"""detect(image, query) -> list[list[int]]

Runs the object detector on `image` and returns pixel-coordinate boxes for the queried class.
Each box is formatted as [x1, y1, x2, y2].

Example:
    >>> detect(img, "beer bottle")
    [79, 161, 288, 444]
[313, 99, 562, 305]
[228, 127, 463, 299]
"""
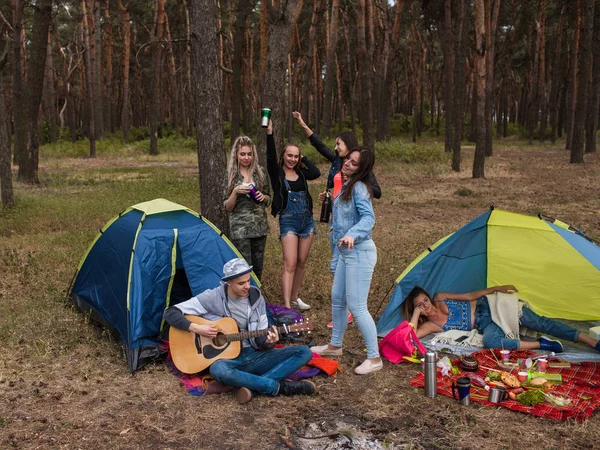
[320, 190, 332, 223]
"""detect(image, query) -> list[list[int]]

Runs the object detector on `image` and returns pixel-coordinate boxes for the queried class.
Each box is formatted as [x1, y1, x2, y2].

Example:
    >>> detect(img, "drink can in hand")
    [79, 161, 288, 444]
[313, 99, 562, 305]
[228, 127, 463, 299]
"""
[261, 108, 272, 128]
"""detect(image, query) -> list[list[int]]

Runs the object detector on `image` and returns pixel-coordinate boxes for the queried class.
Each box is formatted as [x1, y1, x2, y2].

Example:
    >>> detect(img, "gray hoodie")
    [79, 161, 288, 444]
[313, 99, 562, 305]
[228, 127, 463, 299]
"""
[163, 283, 271, 350]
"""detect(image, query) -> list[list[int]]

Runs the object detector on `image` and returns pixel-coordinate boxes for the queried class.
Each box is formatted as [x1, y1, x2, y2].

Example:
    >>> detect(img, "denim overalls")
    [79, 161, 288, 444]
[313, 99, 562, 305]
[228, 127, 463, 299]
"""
[278, 178, 317, 239]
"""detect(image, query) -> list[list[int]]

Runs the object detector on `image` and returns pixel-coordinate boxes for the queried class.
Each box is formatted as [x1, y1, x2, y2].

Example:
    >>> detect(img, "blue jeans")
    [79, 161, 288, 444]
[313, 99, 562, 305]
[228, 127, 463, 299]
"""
[474, 297, 580, 350]
[330, 239, 379, 358]
[209, 345, 312, 396]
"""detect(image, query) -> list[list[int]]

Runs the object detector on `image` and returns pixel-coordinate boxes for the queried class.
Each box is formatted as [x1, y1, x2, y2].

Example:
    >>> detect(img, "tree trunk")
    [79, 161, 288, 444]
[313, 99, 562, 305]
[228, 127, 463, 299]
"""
[92, 0, 103, 138]
[103, 0, 115, 133]
[452, 0, 466, 172]
[149, 0, 165, 156]
[538, 0, 548, 141]
[0, 45, 14, 209]
[17, 0, 52, 183]
[300, 0, 321, 129]
[164, 12, 180, 132]
[262, 0, 302, 157]
[230, 0, 256, 140]
[570, 0, 594, 163]
[483, 0, 500, 157]
[584, 0, 600, 154]
[377, 0, 406, 142]
[190, 0, 229, 233]
[118, 0, 131, 142]
[322, 0, 341, 138]
[342, 10, 356, 132]
[550, 3, 569, 143]
[43, 32, 58, 143]
[356, 0, 375, 150]
[12, 0, 27, 167]
[82, 0, 96, 157]
[566, 4, 581, 151]
[473, 0, 486, 178]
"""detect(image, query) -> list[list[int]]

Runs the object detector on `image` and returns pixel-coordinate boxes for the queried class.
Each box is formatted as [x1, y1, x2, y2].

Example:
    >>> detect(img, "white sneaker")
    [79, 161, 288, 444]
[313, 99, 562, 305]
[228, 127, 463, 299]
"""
[291, 298, 311, 310]
[354, 359, 383, 375]
[310, 344, 343, 356]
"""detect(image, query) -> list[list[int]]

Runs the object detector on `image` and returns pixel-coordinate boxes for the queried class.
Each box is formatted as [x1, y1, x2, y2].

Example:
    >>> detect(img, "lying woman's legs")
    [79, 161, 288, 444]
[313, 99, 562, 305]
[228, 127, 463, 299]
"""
[520, 306, 599, 350]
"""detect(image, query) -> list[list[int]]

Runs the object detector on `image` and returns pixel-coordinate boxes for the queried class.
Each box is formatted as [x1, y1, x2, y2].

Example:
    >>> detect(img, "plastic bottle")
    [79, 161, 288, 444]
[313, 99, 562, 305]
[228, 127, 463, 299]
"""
[319, 190, 331, 223]
[424, 351, 437, 398]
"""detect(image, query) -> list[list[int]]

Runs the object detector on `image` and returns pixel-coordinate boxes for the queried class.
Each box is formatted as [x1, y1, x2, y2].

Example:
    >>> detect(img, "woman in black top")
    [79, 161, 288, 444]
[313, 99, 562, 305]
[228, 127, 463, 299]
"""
[266, 119, 321, 310]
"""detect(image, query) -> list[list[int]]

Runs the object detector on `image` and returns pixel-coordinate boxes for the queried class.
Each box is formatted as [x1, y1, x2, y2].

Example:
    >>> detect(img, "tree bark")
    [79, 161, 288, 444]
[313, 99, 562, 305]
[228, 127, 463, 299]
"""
[103, 0, 115, 133]
[322, 0, 341, 138]
[441, 0, 455, 155]
[584, 0, 600, 154]
[230, 0, 256, 140]
[262, 0, 302, 158]
[149, 0, 165, 156]
[82, 0, 96, 157]
[0, 43, 14, 209]
[12, 0, 26, 167]
[570, 0, 594, 163]
[17, 0, 52, 183]
[43, 31, 58, 143]
[483, 0, 500, 156]
[538, 0, 548, 141]
[92, 0, 103, 138]
[549, 2, 568, 143]
[473, 0, 487, 178]
[300, 0, 321, 129]
[356, 0, 375, 150]
[190, 0, 229, 232]
[117, 0, 131, 142]
[566, 3, 581, 151]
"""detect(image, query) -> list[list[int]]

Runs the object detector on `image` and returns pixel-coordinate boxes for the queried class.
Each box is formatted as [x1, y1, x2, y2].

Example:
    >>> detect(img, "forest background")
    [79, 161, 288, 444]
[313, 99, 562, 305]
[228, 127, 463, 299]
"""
[1, 0, 600, 448]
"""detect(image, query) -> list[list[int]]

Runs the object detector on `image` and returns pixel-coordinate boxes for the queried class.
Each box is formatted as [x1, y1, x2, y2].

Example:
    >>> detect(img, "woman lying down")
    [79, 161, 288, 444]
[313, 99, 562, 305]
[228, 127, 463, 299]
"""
[402, 285, 600, 353]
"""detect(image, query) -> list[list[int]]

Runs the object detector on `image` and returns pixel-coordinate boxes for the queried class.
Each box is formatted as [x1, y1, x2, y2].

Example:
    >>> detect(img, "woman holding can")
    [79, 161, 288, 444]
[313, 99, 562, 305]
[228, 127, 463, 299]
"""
[223, 136, 272, 281]
[266, 119, 321, 310]
[310, 147, 383, 375]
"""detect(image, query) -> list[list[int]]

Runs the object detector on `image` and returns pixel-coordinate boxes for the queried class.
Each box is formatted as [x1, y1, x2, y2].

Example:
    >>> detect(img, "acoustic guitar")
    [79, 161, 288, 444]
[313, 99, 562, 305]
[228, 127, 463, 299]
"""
[169, 315, 313, 374]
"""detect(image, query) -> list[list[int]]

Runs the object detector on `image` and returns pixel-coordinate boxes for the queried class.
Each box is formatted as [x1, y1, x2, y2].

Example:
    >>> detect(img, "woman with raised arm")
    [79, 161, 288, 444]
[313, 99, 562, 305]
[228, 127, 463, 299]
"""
[266, 119, 321, 310]
[223, 136, 272, 281]
[293, 112, 382, 327]
[310, 147, 383, 375]
[402, 285, 600, 352]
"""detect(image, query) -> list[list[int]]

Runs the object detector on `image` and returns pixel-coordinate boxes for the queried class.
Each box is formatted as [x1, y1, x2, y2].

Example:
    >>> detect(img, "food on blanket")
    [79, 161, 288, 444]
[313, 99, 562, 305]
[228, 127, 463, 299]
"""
[501, 372, 521, 388]
[460, 356, 479, 372]
[544, 392, 572, 407]
[516, 389, 546, 406]
[486, 371, 502, 382]
[498, 362, 520, 371]
[464, 373, 486, 388]
[511, 387, 524, 394]
[529, 377, 548, 386]
[548, 362, 571, 368]
[508, 392, 517, 401]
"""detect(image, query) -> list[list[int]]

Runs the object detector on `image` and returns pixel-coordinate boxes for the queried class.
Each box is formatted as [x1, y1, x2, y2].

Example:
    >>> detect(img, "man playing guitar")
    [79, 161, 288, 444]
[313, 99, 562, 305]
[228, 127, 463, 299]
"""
[163, 258, 316, 404]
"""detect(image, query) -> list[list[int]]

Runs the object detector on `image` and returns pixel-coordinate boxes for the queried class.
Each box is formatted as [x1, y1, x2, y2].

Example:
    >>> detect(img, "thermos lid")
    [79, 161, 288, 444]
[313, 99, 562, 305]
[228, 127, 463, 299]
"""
[425, 351, 437, 363]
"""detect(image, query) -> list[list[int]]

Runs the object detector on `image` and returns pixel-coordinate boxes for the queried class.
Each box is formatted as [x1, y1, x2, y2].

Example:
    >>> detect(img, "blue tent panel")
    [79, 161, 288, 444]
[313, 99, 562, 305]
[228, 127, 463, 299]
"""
[547, 223, 600, 272]
[376, 210, 491, 336]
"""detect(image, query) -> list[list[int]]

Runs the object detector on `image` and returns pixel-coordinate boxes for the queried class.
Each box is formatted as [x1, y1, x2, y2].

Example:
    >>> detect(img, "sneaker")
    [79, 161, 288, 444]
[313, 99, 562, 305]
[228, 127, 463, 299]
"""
[310, 344, 343, 356]
[595, 341, 600, 353]
[278, 380, 316, 396]
[354, 359, 383, 375]
[234, 387, 253, 404]
[539, 336, 564, 353]
[291, 298, 311, 310]
[327, 313, 353, 329]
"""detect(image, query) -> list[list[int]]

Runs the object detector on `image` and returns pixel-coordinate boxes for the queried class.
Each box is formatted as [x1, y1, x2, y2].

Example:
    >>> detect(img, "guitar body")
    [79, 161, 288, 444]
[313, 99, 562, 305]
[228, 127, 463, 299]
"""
[169, 316, 241, 374]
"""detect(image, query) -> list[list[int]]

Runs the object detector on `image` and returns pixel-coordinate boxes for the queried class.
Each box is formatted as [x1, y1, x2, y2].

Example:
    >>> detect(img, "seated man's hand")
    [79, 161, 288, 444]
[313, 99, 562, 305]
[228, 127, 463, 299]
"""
[265, 325, 279, 344]
[189, 323, 218, 338]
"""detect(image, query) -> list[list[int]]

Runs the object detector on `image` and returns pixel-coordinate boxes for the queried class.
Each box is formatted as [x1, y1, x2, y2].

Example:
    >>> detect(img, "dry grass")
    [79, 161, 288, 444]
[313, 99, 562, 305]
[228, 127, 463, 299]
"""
[1, 138, 600, 449]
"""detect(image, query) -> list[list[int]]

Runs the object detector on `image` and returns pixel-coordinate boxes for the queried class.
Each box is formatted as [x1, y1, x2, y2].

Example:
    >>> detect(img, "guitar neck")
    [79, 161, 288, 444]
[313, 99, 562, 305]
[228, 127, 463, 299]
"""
[224, 324, 293, 343]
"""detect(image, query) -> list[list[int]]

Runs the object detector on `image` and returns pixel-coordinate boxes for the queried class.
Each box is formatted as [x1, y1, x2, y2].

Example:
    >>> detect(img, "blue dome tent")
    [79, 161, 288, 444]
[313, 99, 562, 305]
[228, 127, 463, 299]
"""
[68, 198, 255, 372]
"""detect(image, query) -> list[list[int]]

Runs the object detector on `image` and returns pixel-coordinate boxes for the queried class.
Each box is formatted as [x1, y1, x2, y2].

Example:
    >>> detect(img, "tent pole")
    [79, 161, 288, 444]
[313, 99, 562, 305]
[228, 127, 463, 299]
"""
[373, 281, 397, 319]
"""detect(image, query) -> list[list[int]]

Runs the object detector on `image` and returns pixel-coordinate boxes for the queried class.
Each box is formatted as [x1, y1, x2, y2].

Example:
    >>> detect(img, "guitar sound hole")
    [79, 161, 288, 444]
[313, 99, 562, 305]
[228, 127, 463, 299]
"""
[213, 333, 227, 346]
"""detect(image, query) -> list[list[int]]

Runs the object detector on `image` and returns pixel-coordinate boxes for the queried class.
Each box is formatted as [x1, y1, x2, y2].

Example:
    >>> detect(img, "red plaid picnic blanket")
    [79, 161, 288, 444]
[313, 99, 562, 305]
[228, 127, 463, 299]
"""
[410, 349, 600, 422]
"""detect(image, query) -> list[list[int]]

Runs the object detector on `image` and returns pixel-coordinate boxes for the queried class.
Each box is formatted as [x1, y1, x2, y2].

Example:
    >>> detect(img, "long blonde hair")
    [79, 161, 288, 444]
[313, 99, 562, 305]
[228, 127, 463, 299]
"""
[226, 136, 265, 195]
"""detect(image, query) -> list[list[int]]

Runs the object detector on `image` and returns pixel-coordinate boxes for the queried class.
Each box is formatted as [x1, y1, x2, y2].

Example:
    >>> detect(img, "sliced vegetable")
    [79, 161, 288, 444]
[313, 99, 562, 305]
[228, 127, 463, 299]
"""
[516, 389, 546, 406]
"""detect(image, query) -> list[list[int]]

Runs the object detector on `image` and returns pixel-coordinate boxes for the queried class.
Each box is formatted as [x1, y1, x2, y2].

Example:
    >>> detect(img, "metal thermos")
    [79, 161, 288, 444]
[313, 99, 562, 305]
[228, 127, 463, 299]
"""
[424, 351, 437, 398]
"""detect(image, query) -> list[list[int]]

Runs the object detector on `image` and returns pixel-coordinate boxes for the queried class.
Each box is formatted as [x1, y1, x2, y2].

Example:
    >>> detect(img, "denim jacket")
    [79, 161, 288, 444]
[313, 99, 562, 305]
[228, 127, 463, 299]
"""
[330, 181, 375, 246]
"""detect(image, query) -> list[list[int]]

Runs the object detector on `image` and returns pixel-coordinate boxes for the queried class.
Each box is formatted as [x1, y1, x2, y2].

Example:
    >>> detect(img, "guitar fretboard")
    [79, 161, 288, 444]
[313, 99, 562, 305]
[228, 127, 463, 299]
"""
[224, 324, 304, 343]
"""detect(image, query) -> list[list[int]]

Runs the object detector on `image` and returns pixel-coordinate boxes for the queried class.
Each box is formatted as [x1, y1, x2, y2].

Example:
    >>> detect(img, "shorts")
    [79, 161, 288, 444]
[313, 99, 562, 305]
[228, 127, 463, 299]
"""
[279, 212, 318, 239]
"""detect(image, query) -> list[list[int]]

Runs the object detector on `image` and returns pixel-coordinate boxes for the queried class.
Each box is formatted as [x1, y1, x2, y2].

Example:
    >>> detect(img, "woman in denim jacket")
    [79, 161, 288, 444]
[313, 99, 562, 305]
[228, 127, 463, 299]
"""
[311, 147, 383, 375]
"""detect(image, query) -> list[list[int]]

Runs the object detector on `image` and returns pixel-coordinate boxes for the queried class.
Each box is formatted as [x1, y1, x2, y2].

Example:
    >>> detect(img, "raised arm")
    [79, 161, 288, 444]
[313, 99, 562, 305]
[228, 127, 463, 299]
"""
[292, 111, 314, 138]
[265, 120, 279, 191]
[434, 285, 518, 302]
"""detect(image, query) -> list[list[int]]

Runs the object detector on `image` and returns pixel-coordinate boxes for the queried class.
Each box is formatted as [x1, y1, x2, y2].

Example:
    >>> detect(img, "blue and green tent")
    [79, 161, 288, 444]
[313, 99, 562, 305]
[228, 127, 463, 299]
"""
[68, 198, 255, 372]
[376, 208, 600, 337]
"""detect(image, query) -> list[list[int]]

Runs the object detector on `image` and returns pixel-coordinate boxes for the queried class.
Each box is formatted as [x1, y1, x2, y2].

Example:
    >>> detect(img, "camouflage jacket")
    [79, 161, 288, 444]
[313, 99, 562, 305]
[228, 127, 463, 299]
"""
[222, 168, 272, 240]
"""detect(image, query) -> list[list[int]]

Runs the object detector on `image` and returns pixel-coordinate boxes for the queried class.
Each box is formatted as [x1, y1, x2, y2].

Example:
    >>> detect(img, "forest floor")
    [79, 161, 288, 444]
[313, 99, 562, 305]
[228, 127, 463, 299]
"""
[1, 136, 600, 449]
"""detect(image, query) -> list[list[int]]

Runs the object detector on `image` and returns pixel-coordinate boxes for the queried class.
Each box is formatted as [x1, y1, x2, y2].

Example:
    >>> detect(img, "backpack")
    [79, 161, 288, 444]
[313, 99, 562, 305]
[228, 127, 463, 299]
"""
[378, 320, 427, 364]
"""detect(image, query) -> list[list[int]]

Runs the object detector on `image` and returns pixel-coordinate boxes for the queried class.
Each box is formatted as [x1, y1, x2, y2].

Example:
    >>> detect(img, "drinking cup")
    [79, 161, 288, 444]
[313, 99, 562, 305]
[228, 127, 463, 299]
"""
[488, 386, 508, 403]
[538, 358, 548, 372]
[500, 349, 510, 364]
[517, 371, 528, 382]
[451, 377, 471, 406]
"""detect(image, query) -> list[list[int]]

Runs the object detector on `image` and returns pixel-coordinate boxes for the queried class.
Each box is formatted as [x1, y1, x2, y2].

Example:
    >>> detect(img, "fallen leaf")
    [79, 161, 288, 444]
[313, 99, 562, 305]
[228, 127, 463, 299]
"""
[120, 428, 131, 435]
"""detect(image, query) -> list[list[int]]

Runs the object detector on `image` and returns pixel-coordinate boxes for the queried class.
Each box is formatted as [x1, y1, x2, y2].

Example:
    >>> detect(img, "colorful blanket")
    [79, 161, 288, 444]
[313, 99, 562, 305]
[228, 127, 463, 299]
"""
[410, 349, 600, 422]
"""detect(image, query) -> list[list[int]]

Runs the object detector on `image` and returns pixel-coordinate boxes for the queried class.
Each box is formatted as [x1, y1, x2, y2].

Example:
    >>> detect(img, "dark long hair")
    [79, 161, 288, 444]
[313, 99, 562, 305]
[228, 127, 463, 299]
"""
[336, 131, 359, 155]
[401, 286, 432, 326]
[339, 147, 374, 202]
